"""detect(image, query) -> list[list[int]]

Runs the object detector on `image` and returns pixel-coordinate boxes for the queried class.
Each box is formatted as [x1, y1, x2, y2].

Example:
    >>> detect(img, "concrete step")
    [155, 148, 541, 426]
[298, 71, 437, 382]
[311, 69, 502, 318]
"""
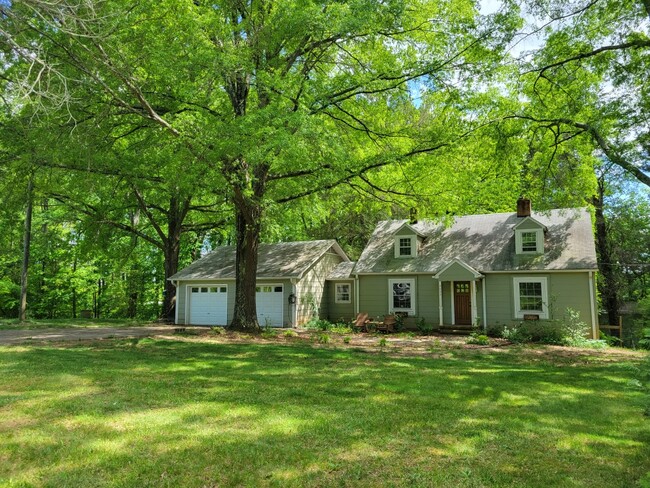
[438, 324, 475, 335]
[438, 329, 473, 335]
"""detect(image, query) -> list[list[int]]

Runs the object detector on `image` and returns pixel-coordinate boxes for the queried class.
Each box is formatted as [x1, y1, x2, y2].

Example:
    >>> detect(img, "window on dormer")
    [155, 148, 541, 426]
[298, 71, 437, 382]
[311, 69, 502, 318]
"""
[515, 229, 543, 254]
[395, 235, 416, 258]
[521, 232, 538, 252]
[399, 238, 412, 256]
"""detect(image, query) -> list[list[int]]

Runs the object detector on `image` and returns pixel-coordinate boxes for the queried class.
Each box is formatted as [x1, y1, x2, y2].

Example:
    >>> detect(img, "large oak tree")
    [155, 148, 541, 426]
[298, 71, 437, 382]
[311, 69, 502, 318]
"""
[2, 0, 516, 329]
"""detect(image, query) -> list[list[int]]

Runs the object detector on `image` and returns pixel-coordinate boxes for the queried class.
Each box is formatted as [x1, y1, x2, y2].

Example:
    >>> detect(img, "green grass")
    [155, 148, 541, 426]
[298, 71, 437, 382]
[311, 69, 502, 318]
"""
[0, 318, 150, 330]
[0, 340, 648, 487]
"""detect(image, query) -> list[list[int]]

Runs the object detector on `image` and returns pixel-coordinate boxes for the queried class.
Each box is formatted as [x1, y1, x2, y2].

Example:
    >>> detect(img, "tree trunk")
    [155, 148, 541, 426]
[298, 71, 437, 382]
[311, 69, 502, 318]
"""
[593, 180, 619, 327]
[161, 196, 185, 322]
[19, 177, 34, 322]
[72, 256, 77, 318]
[162, 242, 180, 322]
[229, 202, 262, 331]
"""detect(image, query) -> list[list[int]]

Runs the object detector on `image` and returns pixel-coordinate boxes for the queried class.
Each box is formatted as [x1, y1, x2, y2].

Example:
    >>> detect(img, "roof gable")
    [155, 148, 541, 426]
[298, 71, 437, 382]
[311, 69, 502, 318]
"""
[513, 216, 548, 231]
[394, 222, 426, 238]
[434, 259, 482, 280]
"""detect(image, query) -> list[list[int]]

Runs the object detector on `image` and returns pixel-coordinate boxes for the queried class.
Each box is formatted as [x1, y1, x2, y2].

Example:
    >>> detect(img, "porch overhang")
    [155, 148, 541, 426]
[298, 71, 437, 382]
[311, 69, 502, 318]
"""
[433, 259, 483, 281]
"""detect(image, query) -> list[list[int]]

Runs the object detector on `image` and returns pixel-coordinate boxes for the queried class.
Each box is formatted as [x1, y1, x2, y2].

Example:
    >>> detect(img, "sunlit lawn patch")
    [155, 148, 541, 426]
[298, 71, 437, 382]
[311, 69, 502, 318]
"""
[0, 340, 648, 487]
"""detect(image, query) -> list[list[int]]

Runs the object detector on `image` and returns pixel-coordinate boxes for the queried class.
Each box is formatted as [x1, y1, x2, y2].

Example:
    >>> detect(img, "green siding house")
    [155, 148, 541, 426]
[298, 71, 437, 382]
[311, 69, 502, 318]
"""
[171, 199, 599, 336]
[329, 199, 599, 337]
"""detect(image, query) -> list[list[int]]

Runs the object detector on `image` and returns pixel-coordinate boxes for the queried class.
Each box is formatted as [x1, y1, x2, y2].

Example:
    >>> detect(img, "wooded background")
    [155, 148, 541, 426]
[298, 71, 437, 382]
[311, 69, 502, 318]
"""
[0, 0, 648, 328]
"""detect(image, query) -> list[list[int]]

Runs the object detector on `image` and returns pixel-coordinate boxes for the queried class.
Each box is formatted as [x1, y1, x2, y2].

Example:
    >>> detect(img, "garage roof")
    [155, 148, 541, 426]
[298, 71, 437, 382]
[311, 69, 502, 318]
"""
[169, 240, 349, 281]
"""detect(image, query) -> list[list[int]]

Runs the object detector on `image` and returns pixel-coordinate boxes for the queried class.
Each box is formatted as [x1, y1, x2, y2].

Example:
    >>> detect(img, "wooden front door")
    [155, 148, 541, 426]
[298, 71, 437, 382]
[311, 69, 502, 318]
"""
[454, 282, 471, 325]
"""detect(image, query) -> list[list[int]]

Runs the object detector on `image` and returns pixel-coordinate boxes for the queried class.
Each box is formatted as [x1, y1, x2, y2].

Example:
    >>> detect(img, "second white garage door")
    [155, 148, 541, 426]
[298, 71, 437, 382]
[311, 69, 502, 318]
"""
[256, 284, 284, 327]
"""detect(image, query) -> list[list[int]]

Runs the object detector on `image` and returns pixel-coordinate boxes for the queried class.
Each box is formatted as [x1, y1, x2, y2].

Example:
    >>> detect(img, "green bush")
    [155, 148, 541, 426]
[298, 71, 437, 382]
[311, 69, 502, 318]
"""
[342, 336, 351, 344]
[486, 323, 504, 338]
[467, 333, 490, 345]
[317, 333, 330, 344]
[501, 321, 563, 344]
[638, 328, 650, 350]
[261, 326, 278, 338]
[599, 330, 622, 346]
[416, 317, 434, 336]
[329, 324, 354, 334]
[283, 329, 298, 338]
[305, 319, 333, 331]
[500, 309, 604, 348]
[305, 319, 352, 334]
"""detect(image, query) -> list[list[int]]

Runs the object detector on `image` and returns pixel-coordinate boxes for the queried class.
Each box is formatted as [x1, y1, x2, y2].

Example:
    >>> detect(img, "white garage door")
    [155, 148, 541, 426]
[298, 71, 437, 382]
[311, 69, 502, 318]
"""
[189, 285, 228, 326]
[256, 284, 284, 327]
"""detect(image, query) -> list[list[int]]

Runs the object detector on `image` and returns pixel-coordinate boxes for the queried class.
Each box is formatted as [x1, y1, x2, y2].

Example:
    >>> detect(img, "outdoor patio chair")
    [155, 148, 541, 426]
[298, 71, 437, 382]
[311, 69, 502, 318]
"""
[375, 314, 396, 333]
[352, 312, 369, 332]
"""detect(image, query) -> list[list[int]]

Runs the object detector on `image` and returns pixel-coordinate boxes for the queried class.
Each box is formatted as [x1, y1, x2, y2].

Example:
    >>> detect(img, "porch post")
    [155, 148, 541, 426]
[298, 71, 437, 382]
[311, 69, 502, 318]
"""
[438, 279, 443, 326]
[471, 279, 478, 326]
[450, 281, 455, 325]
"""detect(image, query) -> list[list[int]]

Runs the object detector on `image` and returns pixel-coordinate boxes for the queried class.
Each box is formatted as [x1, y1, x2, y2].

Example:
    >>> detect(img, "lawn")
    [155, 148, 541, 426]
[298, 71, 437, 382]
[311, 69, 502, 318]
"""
[0, 338, 648, 487]
[0, 318, 150, 330]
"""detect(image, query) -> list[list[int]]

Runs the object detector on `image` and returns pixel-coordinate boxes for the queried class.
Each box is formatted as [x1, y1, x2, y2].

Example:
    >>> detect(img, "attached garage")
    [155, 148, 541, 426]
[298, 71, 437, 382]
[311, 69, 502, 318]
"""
[187, 285, 228, 326]
[169, 240, 350, 328]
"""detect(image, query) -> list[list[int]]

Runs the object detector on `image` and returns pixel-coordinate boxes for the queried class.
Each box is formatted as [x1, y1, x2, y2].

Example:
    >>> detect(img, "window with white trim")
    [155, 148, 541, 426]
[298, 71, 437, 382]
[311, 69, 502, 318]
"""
[394, 235, 417, 258]
[521, 232, 537, 252]
[389, 279, 415, 314]
[335, 283, 351, 303]
[513, 277, 548, 319]
[515, 229, 544, 254]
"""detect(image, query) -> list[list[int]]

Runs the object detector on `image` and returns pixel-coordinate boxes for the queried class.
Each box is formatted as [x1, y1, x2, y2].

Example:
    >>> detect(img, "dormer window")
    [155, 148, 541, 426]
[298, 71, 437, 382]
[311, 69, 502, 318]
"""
[395, 235, 417, 258]
[521, 232, 538, 252]
[514, 215, 546, 255]
[399, 238, 412, 256]
[515, 228, 544, 254]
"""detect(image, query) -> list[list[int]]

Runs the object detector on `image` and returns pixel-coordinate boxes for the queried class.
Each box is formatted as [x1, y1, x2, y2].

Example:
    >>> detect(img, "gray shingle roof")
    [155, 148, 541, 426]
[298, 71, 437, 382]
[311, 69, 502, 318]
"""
[326, 261, 356, 280]
[353, 208, 597, 274]
[169, 240, 348, 281]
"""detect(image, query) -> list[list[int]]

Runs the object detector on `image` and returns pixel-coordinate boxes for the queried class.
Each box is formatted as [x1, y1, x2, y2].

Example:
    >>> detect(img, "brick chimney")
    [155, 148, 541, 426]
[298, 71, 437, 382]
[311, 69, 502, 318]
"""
[517, 197, 531, 218]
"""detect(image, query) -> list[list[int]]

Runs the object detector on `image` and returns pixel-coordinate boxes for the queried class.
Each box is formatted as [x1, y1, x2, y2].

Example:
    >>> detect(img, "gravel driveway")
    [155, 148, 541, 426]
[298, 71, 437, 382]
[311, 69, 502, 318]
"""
[0, 325, 192, 345]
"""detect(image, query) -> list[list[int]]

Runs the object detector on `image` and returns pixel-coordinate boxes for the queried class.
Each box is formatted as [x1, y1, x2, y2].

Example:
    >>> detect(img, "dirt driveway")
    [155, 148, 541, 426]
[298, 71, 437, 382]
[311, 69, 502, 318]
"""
[0, 325, 198, 345]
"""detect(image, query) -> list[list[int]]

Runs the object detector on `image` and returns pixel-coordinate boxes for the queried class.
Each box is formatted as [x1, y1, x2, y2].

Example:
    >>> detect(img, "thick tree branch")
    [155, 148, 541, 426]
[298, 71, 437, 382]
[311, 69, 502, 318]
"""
[505, 115, 650, 187]
[131, 185, 169, 245]
[527, 39, 650, 76]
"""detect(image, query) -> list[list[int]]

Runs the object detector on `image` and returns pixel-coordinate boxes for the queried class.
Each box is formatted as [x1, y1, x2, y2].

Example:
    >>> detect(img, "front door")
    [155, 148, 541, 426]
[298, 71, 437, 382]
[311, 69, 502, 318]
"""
[454, 281, 471, 325]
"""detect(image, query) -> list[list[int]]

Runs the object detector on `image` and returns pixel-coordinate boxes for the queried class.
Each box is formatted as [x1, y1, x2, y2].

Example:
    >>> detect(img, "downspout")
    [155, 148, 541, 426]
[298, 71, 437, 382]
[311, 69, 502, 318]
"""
[291, 278, 298, 327]
[588, 271, 597, 339]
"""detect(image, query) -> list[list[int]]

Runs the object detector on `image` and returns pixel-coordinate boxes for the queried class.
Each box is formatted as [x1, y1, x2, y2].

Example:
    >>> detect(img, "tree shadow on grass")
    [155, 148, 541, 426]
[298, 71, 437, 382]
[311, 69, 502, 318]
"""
[0, 340, 648, 487]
